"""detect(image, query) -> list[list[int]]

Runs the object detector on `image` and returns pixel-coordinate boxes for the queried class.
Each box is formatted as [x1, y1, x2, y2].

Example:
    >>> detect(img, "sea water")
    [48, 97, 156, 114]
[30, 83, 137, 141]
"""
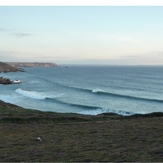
[0, 65, 163, 116]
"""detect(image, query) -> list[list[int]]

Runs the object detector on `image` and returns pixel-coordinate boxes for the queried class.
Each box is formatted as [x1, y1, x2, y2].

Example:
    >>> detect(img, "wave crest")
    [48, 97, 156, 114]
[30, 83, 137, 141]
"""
[79, 108, 135, 116]
[92, 89, 104, 93]
[91, 88, 163, 103]
[47, 98, 135, 116]
[15, 88, 63, 100]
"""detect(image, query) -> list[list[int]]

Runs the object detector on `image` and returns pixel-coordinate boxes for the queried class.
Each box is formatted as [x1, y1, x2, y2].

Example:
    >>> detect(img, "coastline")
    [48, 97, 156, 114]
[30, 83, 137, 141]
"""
[1, 65, 162, 115]
[1, 99, 163, 162]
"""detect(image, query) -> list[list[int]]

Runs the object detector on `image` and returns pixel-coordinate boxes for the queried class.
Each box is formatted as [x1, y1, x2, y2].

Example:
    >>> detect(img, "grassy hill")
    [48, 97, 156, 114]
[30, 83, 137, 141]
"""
[1, 100, 163, 162]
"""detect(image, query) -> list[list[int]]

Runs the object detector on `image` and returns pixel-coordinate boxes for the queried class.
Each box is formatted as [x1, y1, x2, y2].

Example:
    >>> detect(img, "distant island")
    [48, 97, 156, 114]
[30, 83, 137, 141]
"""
[7, 62, 58, 68]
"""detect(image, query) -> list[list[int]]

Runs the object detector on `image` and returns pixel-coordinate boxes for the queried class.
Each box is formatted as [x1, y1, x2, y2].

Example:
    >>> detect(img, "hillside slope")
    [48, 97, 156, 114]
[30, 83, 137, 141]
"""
[0, 62, 22, 72]
[1, 100, 163, 162]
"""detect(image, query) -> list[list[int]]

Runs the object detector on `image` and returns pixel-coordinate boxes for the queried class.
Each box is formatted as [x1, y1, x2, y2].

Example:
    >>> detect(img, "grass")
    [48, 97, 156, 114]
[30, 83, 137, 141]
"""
[1, 100, 163, 162]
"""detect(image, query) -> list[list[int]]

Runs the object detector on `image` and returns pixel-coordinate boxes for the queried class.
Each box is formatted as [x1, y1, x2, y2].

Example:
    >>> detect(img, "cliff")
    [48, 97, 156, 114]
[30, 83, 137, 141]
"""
[7, 62, 58, 67]
[0, 62, 23, 73]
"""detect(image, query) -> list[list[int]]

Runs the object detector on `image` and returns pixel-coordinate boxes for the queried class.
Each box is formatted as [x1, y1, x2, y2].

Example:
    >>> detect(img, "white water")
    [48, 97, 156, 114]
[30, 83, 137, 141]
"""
[0, 66, 163, 115]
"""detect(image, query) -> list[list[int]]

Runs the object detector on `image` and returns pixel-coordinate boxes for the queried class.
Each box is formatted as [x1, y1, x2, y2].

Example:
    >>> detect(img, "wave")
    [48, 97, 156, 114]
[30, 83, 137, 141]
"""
[32, 77, 162, 104]
[15, 88, 64, 100]
[44, 97, 135, 116]
[14, 88, 138, 116]
[15, 88, 100, 110]
[92, 89, 163, 103]
[15, 85, 163, 107]
[14, 88, 134, 116]
[39, 73, 146, 93]
[79, 108, 135, 116]
[46, 97, 101, 110]
[38, 79, 163, 104]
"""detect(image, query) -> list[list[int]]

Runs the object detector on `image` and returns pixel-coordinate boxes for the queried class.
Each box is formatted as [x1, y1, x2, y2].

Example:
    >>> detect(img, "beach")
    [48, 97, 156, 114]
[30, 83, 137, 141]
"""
[1, 100, 163, 162]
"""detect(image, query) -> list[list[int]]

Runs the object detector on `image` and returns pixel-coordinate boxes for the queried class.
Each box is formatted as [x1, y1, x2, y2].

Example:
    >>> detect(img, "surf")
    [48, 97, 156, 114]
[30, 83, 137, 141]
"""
[15, 88, 64, 100]
[79, 108, 135, 116]
[15, 88, 134, 116]
[91, 89, 163, 103]
[46, 96, 135, 116]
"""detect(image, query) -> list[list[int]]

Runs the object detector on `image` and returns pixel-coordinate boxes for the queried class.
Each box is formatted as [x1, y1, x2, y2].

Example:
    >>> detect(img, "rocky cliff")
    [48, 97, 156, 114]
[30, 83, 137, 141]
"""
[0, 61, 58, 84]
[7, 62, 58, 67]
[0, 62, 23, 73]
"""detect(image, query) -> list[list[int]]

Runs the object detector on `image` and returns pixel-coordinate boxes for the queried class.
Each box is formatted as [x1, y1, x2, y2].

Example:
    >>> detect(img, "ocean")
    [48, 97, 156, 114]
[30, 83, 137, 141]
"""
[0, 65, 163, 116]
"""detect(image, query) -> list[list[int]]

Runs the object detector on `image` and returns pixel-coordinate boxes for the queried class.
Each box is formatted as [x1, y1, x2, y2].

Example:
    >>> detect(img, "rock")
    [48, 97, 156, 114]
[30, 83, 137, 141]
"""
[0, 77, 12, 84]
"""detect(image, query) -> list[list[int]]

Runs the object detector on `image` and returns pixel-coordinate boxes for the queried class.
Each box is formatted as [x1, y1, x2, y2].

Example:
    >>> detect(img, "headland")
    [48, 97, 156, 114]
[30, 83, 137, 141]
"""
[7, 62, 58, 67]
[0, 61, 58, 84]
[0, 62, 23, 73]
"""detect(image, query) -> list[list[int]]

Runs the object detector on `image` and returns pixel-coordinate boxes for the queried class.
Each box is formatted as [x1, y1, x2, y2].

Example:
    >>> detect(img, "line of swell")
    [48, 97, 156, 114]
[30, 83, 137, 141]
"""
[54, 83, 163, 104]
[46, 97, 100, 110]
[28, 77, 163, 104]
[41, 78, 145, 94]
[35, 76, 148, 95]
[46, 80, 163, 103]
[46, 97, 134, 116]
[93, 90, 163, 103]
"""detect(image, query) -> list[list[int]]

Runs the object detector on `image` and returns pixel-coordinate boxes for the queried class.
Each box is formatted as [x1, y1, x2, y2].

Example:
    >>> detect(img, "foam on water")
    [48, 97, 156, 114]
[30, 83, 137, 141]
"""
[15, 88, 64, 100]
[92, 88, 104, 93]
[79, 108, 135, 116]
[1, 66, 163, 116]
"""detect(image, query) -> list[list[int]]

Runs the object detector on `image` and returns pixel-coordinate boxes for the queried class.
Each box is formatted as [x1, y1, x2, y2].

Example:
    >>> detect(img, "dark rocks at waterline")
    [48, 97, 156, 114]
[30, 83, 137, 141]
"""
[0, 77, 12, 84]
[0, 77, 22, 85]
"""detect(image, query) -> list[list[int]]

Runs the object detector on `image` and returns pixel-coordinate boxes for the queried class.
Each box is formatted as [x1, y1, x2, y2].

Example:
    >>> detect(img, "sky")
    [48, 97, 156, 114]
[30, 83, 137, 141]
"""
[0, 2, 163, 65]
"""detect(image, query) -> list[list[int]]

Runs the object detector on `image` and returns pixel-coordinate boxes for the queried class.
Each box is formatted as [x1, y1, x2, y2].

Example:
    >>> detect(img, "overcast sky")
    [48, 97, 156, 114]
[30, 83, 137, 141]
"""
[0, 4, 163, 65]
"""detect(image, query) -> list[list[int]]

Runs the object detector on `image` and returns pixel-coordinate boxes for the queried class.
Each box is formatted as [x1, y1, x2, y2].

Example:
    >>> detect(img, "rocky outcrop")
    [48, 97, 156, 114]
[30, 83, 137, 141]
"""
[7, 62, 58, 67]
[0, 62, 24, 84]
[0, 77, 12, 84]
[0, 62, 23, 73]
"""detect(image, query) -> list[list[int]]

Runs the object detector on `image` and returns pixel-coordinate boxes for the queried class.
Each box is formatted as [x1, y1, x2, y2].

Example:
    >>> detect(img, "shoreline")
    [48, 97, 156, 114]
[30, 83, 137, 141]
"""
[1, 65, 162, 116]
[1, 99, 163, 121]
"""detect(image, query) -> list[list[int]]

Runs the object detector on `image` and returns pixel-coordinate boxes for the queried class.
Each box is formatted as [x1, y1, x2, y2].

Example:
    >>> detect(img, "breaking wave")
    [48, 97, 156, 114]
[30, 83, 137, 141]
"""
[40, 79, 163, 104]
[35, 78, 163, 104]
[79, 108, 135, 116]
[15, 88, 64, 100]
[60, 84, 163, 103]
[14, 88, 134, 116]
[91, 88, 163, 103]
[49, 98, 135, 116]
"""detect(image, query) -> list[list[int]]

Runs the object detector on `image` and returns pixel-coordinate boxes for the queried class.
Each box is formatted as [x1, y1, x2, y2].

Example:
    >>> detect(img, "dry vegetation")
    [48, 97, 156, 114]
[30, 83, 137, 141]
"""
[1, 100, 163, 162]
